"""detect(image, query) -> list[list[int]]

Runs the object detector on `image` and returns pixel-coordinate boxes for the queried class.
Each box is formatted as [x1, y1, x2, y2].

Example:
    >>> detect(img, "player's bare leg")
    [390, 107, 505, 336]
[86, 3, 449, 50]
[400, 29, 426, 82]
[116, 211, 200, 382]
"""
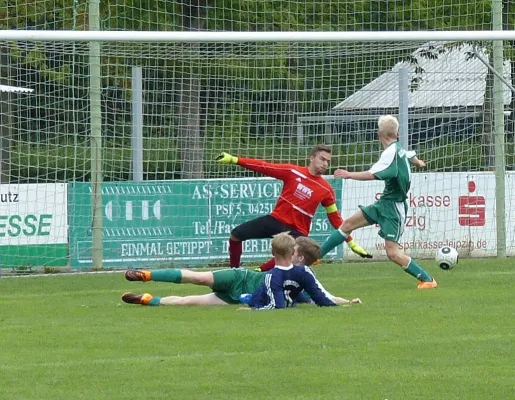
[383, 240, 411, 267]
[160, 293, 228, 306]
[383, 240, 437, 289]
[179, 270, 215, 288]
[340, 210, 371, 234]
[122, 292, 228, 306]
[320, 210, 370, 257]
[125, 269, 214, 287]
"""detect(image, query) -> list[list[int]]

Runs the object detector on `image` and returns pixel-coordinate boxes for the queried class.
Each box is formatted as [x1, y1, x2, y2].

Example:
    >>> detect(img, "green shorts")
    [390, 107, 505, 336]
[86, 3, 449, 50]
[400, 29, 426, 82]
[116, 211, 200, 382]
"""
[211, 269, 265, 304]
[359, 199, 407, 243]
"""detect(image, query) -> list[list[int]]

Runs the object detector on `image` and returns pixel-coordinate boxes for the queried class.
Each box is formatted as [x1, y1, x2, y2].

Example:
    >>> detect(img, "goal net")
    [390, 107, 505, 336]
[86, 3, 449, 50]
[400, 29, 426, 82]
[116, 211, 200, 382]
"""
[0, 1, 514, 270]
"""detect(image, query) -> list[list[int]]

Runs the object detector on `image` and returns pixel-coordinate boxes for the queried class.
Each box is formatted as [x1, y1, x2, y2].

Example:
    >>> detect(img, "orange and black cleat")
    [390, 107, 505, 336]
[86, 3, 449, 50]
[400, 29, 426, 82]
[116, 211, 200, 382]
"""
[122, 292, 154, 305]
[124, 270, 152, 282]
[417, 279, 438, 290]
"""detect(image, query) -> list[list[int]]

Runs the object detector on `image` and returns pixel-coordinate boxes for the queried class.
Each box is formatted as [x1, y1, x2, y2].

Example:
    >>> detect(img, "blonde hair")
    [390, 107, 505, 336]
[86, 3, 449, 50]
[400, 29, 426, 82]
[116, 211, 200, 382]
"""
[378, 115, 399, 139]
[271, 232, 296, 259]
[295, 237, 321, 266]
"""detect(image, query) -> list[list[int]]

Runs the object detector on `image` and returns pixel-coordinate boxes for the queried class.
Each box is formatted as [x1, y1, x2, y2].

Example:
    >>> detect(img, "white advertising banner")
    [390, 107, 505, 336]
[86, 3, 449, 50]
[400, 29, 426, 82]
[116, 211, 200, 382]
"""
[0, 183, 68, 246]
[341, 172, 514, 260]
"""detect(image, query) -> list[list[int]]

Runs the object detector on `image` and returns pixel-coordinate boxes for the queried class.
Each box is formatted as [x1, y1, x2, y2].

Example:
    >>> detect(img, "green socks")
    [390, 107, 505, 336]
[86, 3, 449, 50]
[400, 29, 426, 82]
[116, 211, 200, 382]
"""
[148, 296, 161, 306]
[138, 270, 181, 306]
[321, 229, 348, 257]
[404, 258, 432, 282]
[150, 269, 182, 283]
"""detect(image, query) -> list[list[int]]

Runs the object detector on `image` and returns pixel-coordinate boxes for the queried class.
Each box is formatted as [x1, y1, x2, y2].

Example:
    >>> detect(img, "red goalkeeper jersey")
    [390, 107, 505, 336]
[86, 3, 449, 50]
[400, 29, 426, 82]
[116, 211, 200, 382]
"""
[237, 158, 343, 235]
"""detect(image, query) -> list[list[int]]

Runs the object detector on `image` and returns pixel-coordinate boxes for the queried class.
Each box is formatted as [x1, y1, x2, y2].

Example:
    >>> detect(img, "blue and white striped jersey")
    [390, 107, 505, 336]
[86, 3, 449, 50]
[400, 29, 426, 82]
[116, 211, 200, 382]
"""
[247, 264, 337, 310]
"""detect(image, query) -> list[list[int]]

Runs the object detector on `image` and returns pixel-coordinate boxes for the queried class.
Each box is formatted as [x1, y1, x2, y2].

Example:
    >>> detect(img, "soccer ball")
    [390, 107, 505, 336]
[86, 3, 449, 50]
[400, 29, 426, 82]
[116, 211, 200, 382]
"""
[435, 246, 459, 270]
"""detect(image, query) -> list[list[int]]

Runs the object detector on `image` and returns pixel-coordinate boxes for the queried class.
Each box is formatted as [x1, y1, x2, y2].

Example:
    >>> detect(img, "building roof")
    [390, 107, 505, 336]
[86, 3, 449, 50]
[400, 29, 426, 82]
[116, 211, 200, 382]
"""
[0, 84, 34, 94]
[333, 43, 512, 110]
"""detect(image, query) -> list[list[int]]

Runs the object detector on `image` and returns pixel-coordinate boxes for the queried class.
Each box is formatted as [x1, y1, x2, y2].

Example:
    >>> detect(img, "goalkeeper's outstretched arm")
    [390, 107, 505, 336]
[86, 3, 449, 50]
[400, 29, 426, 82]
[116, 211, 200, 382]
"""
[216, 151, 293, 180]
[215, 152, 238, 164]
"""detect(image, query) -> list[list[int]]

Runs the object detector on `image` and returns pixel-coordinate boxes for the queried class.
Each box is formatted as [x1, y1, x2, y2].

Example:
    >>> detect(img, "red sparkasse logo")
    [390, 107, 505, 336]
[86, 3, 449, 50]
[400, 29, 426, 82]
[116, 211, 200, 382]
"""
[458, 181, 485, 226]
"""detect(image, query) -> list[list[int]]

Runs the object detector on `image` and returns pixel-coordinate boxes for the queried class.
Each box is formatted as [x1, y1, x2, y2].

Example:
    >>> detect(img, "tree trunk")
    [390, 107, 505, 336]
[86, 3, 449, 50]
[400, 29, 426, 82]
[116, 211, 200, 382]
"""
[177, 0, 208, 179]
[178, 71, 204, 179]
[482, 61, 495, 171]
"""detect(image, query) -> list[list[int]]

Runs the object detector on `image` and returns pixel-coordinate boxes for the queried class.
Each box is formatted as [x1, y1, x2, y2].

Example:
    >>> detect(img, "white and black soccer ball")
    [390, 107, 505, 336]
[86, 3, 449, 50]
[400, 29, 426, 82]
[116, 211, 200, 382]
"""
[435, 246, 459, 270]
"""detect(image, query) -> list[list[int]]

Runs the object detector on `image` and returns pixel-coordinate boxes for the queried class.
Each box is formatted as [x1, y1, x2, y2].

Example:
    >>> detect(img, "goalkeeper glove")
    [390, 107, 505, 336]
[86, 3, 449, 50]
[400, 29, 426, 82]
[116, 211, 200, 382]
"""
[216, 152, 238, 164]
[347, 239, 373, 259]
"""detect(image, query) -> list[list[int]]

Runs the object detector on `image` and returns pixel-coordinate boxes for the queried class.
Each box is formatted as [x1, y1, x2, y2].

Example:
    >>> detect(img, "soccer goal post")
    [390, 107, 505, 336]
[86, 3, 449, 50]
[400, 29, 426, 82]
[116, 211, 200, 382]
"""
[0, 29, 514, 270]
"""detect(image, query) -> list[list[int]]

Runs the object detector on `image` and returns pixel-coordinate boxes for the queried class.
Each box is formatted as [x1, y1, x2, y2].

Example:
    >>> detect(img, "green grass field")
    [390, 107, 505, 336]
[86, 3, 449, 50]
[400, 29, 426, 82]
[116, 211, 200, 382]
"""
[1, 258, 514, 400]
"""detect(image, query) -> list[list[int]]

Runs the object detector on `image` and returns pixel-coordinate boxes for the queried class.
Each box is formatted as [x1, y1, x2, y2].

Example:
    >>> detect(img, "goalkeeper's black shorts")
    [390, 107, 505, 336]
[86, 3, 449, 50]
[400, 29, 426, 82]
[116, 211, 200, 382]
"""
[231, 215, 304, 241]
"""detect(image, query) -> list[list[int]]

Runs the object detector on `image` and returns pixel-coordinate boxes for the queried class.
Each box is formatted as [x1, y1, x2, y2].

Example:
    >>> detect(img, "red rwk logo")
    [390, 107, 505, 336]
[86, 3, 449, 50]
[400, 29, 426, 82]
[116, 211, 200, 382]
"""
[458, 181, 485, 227]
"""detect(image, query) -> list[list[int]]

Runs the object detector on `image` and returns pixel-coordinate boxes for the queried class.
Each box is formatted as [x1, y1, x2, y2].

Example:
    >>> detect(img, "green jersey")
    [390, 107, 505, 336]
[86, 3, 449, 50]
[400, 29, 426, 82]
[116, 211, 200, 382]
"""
[369, 141, 415, 202]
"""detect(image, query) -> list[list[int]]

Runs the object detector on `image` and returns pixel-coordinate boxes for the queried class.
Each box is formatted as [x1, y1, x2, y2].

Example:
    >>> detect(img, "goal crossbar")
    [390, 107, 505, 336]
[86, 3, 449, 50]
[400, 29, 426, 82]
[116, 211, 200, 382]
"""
[2, 30, 515, 42]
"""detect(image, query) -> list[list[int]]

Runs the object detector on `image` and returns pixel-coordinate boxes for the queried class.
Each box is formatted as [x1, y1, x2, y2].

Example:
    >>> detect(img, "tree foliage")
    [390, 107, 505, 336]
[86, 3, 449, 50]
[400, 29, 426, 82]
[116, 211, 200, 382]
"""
[0, 0, 512, 181]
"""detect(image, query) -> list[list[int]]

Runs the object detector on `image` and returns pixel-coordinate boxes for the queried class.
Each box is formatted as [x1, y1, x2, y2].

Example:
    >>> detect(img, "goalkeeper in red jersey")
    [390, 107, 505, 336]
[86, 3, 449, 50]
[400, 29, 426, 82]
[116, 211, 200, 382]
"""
[216, 145, 372, 271]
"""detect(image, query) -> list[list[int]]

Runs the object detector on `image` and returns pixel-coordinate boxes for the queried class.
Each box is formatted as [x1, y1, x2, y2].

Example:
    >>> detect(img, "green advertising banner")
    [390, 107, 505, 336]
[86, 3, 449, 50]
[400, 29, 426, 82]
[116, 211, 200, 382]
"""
[69, 178, 343, 268]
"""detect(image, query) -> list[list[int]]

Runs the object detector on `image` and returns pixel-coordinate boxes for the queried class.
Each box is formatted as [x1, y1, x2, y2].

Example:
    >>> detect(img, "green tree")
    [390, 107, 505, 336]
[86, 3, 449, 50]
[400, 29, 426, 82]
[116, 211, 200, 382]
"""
[1, 0, 512, 182]
[360, 0, 514, 171]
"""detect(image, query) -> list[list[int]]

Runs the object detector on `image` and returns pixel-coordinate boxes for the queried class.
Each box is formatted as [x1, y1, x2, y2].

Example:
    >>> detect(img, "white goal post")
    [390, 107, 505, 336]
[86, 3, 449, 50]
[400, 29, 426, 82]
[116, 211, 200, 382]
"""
[2, 30, 515, 42]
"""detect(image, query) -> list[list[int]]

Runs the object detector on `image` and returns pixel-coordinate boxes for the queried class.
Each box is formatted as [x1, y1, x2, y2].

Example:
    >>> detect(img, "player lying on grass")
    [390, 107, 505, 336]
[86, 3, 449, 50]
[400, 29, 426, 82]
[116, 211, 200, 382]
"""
[216, 144, 371, 272]
[238, 233, 361, 310]
[318, 115, 437, 290]
[122, 234, 361, 308]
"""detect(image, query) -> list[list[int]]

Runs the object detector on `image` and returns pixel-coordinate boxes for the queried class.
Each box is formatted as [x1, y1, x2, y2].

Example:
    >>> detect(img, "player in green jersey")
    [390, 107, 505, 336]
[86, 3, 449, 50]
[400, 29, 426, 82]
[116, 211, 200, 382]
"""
[121, 265, 265, 306]
[121, 235, 360, 306]
[319, 115, 437, 289]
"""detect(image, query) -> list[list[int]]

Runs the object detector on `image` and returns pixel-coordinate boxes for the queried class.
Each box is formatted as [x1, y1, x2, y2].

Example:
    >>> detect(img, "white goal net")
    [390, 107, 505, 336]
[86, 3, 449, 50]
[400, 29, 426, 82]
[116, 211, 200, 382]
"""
[0, 0, 514, 270]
